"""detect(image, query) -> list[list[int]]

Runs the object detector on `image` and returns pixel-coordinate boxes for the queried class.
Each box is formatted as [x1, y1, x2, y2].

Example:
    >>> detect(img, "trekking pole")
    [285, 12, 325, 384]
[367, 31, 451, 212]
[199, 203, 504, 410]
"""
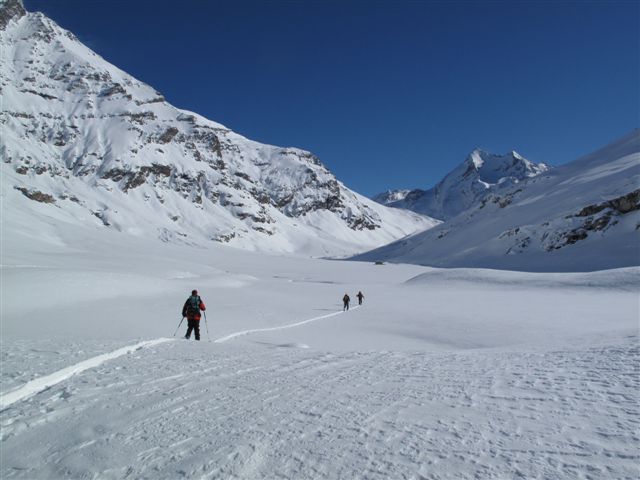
[173, 317, 185, 337]
[203, 311, 211, 341]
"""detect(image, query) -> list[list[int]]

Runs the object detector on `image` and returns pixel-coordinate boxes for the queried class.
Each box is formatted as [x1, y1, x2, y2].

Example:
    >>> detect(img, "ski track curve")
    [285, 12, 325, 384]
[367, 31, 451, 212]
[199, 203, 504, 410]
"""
[0, 307, 356, 409]
[213, 306, 358, 343]
[0, 338, 172, 410]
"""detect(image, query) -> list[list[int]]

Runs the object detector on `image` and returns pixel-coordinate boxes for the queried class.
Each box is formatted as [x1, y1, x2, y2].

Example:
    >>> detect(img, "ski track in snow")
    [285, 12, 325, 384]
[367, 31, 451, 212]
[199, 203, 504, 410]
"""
[0, 338, 172, 410]
[0, 308, 356, 410]
[214, 306, 358, 343]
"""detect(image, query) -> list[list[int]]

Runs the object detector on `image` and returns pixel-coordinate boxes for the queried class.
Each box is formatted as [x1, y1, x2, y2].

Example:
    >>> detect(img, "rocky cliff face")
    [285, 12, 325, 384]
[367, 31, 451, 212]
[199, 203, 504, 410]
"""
[374, 150, 549, 221]
[0, 2, 436, 255]
[0, 0, 24, 29]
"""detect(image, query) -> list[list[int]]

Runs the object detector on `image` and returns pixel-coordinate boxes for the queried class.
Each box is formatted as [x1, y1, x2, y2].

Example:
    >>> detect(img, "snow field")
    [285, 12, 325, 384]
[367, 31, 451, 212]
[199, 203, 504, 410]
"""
[0, 339, 172, 410]
[1, 338, 638, 479]
[1, 233, 639, 479]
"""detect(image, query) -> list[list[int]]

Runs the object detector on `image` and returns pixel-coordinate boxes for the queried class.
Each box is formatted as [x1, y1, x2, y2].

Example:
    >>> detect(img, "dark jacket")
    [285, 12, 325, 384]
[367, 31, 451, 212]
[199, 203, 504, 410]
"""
[182, 295, 206, 320]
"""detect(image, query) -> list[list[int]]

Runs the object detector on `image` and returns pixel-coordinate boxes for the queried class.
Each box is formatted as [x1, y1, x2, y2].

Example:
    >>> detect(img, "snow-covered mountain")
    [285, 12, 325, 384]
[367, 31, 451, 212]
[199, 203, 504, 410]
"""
[357, 130, 640, 271]
[374, 150, 549, 220]
[0, 0, 436, 257]
[372, 189, 416, 205]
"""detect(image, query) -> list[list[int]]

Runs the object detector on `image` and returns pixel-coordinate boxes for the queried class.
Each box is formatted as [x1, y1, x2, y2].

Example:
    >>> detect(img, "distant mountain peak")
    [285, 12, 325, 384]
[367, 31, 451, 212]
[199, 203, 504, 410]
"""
[466, 147, 534, 168]
[372, 189, 413, 204]
[358, 130, 640, 272]
[374, 149, 550, 220]
[467, 149, 487, 169]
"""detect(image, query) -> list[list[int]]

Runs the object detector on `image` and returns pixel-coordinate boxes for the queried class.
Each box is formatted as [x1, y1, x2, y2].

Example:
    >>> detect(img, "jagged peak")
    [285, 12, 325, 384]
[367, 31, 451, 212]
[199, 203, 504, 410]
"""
[0, 0, 25, 30]
[467, 149, 487, 169]
[511, 150, 525, 160]
[464, 148, 537, 172]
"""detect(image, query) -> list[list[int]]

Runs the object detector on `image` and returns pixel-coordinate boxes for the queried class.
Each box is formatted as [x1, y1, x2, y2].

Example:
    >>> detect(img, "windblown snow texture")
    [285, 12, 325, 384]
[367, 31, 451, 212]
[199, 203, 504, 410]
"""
[0, 0, 436, 257]
[359, 130, 640, 271]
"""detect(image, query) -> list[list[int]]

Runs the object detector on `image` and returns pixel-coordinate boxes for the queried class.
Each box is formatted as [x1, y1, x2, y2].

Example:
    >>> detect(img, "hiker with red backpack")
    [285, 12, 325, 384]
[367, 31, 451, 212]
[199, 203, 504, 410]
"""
[182, 290, 206, 340]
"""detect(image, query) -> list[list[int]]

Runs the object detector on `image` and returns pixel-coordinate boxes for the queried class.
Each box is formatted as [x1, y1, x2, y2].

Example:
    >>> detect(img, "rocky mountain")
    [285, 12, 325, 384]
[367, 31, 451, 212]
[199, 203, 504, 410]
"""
[357, 130, 640, 272]
[374, 150, 550, 220]
[372, 189, 415, 205]
[0, 0, 437, 257]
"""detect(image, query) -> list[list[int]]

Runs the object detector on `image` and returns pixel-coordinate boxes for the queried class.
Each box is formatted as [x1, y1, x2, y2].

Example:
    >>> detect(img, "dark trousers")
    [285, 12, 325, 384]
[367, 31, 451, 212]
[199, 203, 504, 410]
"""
[185, 318, 200, 340]
[343, 302, 349, 311]
[358, 298, 363, 305]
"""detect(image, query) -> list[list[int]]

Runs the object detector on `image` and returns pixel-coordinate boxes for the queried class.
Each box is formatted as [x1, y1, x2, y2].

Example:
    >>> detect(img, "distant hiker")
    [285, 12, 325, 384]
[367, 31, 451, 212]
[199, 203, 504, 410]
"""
[182, 289, 206, 341]
[343, 293, 350, 311]
[356, 291, 364, 305]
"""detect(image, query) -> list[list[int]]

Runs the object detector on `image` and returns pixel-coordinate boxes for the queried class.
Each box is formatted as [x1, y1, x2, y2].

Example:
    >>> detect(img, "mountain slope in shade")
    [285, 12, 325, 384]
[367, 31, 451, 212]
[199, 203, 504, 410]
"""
[356, 130, 640, 272]
[374, 150, 550, 220]
[372, 189, 415, 205]
[0, 0, 437, 257]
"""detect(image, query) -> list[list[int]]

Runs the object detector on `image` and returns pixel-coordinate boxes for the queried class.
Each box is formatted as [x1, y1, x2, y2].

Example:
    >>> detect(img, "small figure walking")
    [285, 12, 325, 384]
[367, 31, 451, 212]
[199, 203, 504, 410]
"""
[182, 289, 206, 340]
[343, 293, 350, 311]
[356, 291, 364, 305]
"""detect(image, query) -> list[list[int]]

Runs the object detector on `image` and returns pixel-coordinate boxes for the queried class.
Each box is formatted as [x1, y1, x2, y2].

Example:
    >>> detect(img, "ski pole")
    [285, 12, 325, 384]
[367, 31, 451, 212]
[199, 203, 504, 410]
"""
[203, 311, 211, 341]
[173, 317, 185, 337]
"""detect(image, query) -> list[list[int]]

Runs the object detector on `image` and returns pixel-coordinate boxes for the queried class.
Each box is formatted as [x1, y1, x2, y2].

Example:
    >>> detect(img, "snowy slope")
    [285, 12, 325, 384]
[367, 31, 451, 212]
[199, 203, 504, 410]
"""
[357, 130, 640, 271]
[1, 224, 638, 479]
[0, 0, 436, 257]
[374, 149, 549, 220]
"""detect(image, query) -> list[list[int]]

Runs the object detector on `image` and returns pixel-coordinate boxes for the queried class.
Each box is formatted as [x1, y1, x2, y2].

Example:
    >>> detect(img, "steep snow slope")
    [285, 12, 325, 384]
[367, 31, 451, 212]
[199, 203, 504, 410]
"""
[374, 149, 549, 220]
[0, 0, 436, 256]
[357, 130, 640, 271]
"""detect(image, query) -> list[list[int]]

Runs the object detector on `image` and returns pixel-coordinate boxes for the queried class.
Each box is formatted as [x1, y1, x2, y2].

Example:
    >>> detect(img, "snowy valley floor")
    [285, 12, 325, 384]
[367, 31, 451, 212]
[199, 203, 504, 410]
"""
[1, 229, 639, 479]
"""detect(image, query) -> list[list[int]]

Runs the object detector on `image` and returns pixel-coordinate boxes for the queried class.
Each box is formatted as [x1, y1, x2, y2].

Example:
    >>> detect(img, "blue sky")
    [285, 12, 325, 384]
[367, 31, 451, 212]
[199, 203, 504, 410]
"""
[26, 0, 639, 196]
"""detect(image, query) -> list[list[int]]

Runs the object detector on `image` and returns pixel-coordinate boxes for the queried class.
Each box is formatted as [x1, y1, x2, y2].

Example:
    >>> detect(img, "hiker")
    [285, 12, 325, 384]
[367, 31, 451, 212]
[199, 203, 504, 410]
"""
[343, 293, 350, 311]
[356, 291, 364, 305]
[182, 289, 206, 340]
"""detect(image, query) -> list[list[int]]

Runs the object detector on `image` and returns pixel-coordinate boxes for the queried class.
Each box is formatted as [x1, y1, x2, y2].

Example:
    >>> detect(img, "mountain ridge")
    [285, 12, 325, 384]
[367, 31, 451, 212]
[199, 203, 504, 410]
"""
[373, 149, 550, 220]
[357, 129, 639, 272]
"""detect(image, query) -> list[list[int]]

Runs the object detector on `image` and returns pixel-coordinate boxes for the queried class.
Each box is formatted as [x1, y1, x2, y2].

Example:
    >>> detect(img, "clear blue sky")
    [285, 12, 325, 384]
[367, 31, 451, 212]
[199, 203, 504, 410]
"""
[26, 0, 639, 196]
